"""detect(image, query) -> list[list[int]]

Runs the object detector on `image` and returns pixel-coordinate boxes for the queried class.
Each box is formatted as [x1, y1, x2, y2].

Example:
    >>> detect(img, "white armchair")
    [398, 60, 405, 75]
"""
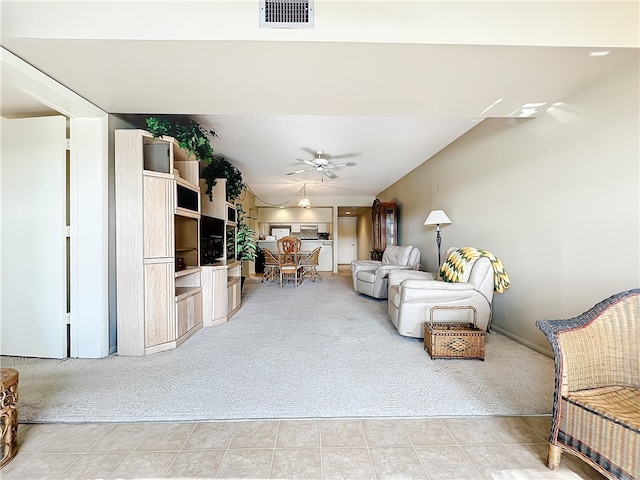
[351, 245, 421, 299]
[387, 247, 495, 337]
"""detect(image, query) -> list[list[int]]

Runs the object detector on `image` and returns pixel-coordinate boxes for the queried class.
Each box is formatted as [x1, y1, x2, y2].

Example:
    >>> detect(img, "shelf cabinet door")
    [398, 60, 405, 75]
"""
[212, 269, 228, 323]
[144, 175, 174, 259]
[227, 281, 241, 316]
[192, 291, 203, 331]
[144, 262, 175, 347]
[176, 291, 202, 338]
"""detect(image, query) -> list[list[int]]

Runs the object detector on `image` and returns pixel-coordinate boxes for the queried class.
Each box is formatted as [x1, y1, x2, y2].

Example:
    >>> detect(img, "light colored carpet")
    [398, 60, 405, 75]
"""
[1, 272, 555, 423]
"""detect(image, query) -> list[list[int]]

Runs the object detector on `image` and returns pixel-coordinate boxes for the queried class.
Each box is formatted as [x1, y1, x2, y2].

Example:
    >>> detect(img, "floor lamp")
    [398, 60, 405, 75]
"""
[424, 210, 452, 266]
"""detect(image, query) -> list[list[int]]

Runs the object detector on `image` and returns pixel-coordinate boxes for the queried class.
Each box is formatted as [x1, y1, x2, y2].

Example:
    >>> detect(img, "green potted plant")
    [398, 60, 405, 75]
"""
[145, 115, 244, 202]
[235, 204, 257, 288]
[146, 115, 216, 163]
[201, 156, 244, 202]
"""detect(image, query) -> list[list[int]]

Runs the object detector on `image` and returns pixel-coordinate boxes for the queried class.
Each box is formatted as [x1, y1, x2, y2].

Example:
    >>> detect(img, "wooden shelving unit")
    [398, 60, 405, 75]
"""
[115, 129, 203, 356]
[200, 177, 242, 325]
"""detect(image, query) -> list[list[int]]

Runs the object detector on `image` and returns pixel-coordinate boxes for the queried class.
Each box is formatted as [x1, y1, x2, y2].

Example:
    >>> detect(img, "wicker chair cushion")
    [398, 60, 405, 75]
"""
[566, 386, 640, 430]
[560, 387, 639, 478]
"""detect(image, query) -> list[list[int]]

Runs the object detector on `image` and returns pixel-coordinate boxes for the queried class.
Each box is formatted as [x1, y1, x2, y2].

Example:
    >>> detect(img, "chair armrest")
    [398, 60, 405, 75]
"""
[400, 280, 474, 290]
[375, 264, 414, 279]
[352, 260, 381, 269]
[388, 270, 436, 286]
[351, 261, 381, 275]
[399, 280, 483, 304]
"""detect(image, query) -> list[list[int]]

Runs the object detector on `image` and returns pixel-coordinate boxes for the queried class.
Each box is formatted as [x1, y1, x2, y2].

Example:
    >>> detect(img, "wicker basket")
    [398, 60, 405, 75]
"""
[1, 368, 19, 469]
[424, 306, 485, 360]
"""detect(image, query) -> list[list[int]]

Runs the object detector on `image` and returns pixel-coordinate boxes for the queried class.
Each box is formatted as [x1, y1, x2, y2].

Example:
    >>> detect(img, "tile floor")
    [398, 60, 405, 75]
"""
[1, 416, 605, 479]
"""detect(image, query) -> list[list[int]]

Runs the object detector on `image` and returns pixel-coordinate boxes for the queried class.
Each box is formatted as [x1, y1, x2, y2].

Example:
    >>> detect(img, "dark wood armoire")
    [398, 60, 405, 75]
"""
[370, 199, 398, 260]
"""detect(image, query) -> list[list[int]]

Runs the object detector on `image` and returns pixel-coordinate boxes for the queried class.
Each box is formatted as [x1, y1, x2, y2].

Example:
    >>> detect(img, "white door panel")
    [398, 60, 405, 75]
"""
[337, 216, 357, 264]
[1, 116, 67, 358]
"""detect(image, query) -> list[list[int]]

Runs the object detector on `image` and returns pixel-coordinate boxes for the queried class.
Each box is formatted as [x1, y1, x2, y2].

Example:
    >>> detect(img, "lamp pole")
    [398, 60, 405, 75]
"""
[435, 224, 442, 266]
[424, 210, 452, 269]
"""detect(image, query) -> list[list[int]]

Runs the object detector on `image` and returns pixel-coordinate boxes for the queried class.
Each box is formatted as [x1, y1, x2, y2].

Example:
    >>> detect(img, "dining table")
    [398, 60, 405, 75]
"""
[261, 249, 312, 285]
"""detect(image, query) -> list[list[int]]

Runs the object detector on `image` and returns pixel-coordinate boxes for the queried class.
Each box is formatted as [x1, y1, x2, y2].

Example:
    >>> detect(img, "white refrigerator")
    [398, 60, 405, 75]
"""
[271, 228, 291, 240]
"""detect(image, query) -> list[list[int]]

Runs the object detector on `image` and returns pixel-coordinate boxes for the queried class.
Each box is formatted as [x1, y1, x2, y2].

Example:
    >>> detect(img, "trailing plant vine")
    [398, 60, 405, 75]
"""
[145, 115, 245, 201]
[201, 157, 244, 202]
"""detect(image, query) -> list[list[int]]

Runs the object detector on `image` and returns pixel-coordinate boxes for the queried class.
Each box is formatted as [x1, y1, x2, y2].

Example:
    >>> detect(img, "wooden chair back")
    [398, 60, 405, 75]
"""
[277, 236, 301, 266]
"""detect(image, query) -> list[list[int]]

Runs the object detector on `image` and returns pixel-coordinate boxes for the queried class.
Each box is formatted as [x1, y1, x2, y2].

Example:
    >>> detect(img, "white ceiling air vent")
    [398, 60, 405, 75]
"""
[260, 0, 314, 29]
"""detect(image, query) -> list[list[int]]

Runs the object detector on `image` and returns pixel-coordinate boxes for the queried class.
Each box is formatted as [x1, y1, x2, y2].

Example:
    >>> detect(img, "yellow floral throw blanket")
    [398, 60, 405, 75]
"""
[439, 247, 511, 293]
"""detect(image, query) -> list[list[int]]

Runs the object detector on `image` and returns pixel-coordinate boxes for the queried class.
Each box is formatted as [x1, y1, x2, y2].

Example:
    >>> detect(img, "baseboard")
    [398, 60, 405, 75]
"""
[490, 325, 553, 358]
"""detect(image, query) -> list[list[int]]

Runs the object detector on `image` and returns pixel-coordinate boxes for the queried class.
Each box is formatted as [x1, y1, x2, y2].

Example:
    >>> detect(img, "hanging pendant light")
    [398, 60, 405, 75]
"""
[298, 184, 311, 208]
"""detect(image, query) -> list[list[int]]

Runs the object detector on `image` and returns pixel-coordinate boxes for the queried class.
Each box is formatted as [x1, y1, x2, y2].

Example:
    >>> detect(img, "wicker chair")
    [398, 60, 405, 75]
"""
[300, 247, 321, 282]
[261, 248, 279, 283]
[536, 289, 640, 480]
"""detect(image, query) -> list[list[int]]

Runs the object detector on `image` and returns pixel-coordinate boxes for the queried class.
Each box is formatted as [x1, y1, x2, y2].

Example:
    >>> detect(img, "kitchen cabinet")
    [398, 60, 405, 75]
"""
[319, 243, 333, 271]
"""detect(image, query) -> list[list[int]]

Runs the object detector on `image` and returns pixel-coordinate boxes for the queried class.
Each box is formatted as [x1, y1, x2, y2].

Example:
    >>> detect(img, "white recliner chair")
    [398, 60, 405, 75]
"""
[351, 245, 421, 299]
[387, 247, 495, 338]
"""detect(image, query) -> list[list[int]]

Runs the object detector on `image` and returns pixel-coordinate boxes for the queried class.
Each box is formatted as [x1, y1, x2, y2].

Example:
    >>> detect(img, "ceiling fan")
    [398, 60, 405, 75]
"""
[286, 149, 357, 180]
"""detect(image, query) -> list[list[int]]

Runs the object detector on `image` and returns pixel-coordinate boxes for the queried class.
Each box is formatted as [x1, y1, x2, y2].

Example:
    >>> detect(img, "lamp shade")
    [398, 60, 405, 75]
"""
[424, 209, 451, 226]
[297, 198, 311, 208]
[298, 183, 311, 208]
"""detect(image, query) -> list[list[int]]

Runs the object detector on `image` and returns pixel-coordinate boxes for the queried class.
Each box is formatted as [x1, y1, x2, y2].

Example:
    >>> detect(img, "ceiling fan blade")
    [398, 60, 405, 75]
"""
[331, 161, 358, 168]
[324, 170, 338, 180]
[297, 158, 318, 167]
[285, 169, 310, 176]
[325, 153, 358, 160]
[301, 147, 317, 157]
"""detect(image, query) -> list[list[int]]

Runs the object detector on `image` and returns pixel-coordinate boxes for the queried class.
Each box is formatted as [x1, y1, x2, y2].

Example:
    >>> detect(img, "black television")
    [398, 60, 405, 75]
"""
[200, 215, 225, 264]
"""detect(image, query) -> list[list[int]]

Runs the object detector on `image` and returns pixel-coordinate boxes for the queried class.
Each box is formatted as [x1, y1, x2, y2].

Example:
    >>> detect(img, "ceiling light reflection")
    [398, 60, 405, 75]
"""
[480, 97, 503, 115]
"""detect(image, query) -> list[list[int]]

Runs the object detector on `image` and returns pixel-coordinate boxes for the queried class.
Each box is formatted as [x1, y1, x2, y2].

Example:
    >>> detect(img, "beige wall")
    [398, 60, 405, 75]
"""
[378, 61, 639, 354]
[237, 188, 257, 276]
[356, 210, 372, 261]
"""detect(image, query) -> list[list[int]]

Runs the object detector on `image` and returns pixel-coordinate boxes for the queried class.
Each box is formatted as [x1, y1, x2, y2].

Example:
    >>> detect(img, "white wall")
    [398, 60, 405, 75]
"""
[1, 48, 110, 358]
[378, 61, 639, 354]
[70, 117, 110, 357]
[355, 211, 373, 261]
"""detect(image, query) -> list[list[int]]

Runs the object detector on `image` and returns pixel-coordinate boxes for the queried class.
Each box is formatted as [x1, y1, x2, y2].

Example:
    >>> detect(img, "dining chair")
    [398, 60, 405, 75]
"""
[277, 236, 303, 288]
[300, 247, 321, 282]
[261, 248, 279, 283]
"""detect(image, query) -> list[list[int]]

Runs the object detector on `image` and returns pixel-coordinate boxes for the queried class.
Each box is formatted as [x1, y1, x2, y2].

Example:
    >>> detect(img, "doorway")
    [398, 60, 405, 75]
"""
[1, 116, 69, 358]
[337, 216, 357, 264]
